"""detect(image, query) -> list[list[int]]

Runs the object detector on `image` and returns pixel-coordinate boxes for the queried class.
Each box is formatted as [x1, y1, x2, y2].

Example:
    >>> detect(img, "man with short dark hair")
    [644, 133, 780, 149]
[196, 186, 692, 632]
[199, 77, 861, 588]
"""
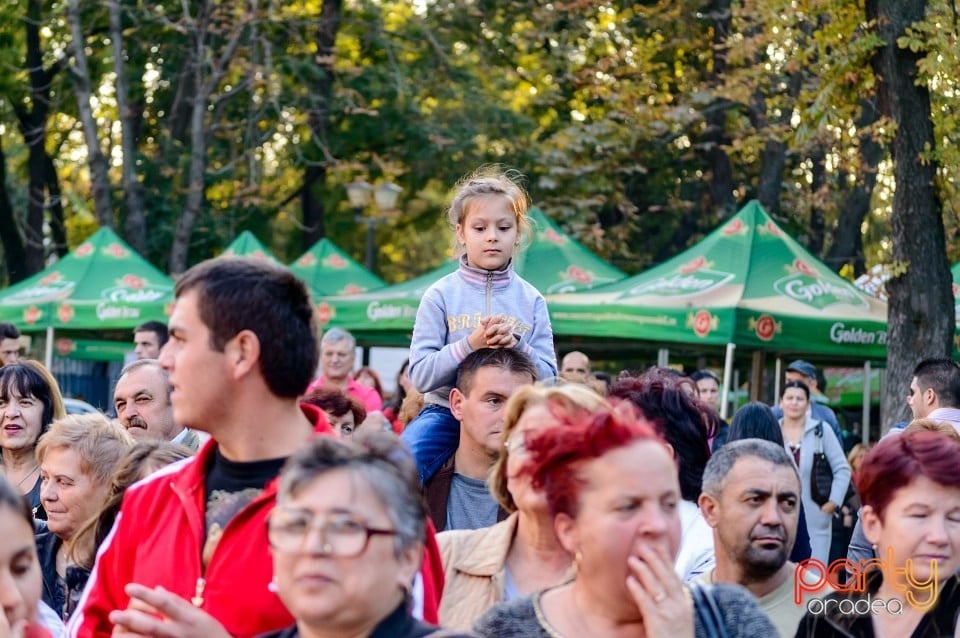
[71, 257, 333, 637]
[132, 320, 168, 360]
[113, 359, 201, 449]
[907, 357, 960, 429]
[424, 348, 537, 532]
[699, 439, 824, 637]
[847, 358, 960, 565]
[771, 359, 842, 442]
[0, 322, 21, 366]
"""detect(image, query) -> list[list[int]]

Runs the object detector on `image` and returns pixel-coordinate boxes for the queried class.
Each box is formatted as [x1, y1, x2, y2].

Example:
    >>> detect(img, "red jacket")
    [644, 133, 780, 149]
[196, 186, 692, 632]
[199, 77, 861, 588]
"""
[68, 404, 443, 637]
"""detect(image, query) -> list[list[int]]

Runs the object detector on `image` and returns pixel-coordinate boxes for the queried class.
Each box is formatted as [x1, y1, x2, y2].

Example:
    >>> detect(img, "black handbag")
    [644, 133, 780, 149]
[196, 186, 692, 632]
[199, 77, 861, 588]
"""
[810, 423, 834, 506]
[689, 582, 730, 638]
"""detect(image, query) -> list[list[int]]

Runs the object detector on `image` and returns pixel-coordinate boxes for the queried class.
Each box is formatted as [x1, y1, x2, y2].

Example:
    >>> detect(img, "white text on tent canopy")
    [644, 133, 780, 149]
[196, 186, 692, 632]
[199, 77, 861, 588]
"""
[1, 281, 74, 305]
[96, 285, 168, 320]
[627, 269, 735, 298]
[773, 274, 867, 310]
[367, 301, 417, 322]
[829, 322, 887, 345]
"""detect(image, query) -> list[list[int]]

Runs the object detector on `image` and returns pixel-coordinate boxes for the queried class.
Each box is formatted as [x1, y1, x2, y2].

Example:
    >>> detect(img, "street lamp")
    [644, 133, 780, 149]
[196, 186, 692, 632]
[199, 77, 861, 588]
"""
[345, 180, 402, 273]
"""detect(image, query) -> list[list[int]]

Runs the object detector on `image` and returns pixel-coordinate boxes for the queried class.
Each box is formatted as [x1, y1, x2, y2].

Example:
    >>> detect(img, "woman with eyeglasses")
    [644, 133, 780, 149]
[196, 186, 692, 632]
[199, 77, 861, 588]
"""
[263, 432, 477, 638]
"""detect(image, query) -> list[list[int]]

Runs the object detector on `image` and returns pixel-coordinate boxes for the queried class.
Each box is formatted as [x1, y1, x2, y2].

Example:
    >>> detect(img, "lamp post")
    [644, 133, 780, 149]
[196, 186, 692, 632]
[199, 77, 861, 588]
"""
[345, 180, 402, 273]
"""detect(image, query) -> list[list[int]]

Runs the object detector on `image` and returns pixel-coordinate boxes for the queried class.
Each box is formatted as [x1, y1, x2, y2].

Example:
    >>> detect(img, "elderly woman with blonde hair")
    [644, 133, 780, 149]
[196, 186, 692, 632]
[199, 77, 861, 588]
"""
[34, 413, 133, 620]
[436, 383, 609, 630]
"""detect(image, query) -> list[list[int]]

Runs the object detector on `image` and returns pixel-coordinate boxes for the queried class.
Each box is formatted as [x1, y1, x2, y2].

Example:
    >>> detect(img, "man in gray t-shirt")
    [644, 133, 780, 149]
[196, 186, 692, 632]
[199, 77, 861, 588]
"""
[422, 347, 537, 531]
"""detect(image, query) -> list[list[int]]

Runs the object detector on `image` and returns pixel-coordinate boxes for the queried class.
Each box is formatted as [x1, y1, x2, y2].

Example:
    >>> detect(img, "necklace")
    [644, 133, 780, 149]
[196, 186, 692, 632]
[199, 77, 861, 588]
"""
[15, 464, 39, 488]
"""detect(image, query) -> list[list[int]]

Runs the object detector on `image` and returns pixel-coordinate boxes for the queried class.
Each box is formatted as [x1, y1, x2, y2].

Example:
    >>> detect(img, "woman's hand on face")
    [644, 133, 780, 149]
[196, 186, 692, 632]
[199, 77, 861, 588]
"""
[109, 584, 232, 638]
[626, 545, 694, 638]
[0, 613, 26, 638]
[820, 501, 838, 515]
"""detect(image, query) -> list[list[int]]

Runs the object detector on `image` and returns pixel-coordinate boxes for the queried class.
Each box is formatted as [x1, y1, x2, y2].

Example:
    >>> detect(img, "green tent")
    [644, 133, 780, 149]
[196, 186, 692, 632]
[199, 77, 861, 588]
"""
[314, 208, 626, 344]
[221, 230, 281, 263]
[0, 227, 173, 365]
[547, 200, 889, 358]
[289, 238, 386, 297]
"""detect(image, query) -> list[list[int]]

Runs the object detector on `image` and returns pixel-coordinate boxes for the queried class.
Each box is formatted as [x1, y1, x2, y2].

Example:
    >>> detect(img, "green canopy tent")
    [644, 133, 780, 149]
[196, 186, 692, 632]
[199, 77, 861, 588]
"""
[0, 227, 174, 367]
[289, 238, 386, 297]
[221, 230, 281, 263]
[547, 201, 889, 418]
[313, 208, 627, 344]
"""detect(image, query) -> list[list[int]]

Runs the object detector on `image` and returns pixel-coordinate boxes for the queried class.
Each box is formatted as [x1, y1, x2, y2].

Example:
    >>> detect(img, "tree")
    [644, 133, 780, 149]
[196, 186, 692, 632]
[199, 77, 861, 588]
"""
[868, 0, 953, 427]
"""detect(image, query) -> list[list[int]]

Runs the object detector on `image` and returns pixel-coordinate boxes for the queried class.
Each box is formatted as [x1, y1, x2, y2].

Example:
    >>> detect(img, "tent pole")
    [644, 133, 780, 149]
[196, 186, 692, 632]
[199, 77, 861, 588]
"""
[657, 348, 669, 368]
[862, 361, 872, 445]
[45, 326, 53, 369]
[774, 358, 782, 404]
[720, 343, 736, 419]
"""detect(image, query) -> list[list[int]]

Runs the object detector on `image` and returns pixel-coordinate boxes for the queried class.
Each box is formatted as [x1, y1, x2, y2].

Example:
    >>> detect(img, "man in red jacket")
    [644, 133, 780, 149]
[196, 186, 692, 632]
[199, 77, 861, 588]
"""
[68, 258, 442, 638]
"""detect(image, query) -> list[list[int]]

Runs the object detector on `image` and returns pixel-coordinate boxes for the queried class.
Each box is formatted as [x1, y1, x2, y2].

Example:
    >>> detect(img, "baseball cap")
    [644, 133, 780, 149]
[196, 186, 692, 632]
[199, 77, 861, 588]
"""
[786, 360, 817, 379]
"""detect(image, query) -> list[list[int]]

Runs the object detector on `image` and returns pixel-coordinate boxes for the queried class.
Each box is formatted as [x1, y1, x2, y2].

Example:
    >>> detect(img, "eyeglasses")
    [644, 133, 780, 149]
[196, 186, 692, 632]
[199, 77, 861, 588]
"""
[266, 508, 396, 556]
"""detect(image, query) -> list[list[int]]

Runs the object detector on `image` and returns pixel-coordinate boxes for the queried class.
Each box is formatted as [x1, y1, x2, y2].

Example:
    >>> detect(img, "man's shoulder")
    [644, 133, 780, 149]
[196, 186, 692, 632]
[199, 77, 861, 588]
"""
[811, 402, 838, 421]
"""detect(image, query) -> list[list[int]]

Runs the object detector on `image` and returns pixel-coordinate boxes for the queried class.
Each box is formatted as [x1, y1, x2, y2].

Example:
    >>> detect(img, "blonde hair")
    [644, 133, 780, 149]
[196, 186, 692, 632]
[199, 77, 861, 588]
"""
[446, 166, 533, 247]
[902, 418, 960, 443]
[36, 413, 134, 483]
[490, 383, 610, 512]
[71, 440, 193, 569]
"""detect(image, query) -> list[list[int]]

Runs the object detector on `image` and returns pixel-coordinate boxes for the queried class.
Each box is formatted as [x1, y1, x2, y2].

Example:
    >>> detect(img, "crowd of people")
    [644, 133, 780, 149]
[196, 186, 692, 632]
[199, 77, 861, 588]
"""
[2, 167, 960, 638]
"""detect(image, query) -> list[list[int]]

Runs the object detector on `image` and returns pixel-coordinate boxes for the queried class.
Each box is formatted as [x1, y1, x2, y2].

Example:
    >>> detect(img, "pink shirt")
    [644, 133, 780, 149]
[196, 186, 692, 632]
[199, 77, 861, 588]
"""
[306, 376, 383, 413]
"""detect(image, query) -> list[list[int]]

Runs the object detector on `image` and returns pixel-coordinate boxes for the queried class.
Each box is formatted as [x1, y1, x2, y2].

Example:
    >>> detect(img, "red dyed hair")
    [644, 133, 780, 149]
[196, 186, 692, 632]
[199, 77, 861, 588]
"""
[522, 409, 671, 519]
[302, 386, 367, 425]
[857, 430, 960, 519]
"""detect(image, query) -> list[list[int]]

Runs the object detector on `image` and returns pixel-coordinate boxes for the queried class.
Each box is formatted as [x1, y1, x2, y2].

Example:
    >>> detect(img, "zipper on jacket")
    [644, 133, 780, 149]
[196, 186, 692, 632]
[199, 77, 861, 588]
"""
[485, 271, 493, 316]
[191, 576, 206, 606]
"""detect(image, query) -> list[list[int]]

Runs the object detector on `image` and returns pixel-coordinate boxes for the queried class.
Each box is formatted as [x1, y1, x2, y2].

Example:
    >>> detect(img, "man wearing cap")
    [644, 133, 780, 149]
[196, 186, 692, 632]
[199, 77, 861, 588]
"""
[771, 360, 842, 443]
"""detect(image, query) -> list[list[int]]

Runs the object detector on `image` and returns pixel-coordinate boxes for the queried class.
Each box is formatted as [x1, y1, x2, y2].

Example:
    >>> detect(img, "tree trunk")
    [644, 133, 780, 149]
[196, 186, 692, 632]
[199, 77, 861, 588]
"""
[827, 99, 882, 278]
[300, 0, 342, 251]
[869, 0, 953, 430]
[168, 0, 249, 273]
[808, 145, 826, 257]
[44, 152, 67, 258]
[702, 0, 736, 217]
[169, 58, 208, 275]
[109, 0, 148, 254]
[66, 0, 114, 229]
[16, 0, 56, 275]
[0, 134, 27, 283]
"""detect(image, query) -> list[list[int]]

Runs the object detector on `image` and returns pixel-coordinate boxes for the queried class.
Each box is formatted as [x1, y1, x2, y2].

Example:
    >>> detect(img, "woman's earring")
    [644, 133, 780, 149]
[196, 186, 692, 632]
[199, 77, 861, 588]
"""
[267, 577, 279, 593]
[573, 550, 583, 574]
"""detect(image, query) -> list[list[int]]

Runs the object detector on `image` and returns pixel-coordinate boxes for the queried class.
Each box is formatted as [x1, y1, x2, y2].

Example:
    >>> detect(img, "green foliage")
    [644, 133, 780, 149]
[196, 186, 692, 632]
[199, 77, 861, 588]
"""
[0, 0, 958, 284]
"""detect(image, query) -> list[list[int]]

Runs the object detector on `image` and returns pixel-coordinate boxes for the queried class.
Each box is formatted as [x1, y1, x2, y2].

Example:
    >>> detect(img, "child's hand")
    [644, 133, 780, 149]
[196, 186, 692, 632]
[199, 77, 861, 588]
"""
[467, 322, 488, 352]
[483, 316, 518, 348]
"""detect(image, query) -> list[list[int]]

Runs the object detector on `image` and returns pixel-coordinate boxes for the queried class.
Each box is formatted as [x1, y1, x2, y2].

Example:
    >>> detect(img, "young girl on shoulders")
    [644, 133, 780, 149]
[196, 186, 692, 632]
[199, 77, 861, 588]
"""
[401, 167, 557, 482]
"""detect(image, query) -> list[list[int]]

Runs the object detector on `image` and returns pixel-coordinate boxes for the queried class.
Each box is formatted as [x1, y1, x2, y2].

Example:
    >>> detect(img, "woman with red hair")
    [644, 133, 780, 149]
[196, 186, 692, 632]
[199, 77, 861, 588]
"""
[796, 430, 960, 637]
[474, 410, 774, 637]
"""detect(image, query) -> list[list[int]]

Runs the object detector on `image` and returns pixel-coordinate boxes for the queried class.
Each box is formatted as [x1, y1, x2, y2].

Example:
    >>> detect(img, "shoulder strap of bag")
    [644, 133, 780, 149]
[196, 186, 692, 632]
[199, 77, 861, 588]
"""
[688, 583, 730, 638]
